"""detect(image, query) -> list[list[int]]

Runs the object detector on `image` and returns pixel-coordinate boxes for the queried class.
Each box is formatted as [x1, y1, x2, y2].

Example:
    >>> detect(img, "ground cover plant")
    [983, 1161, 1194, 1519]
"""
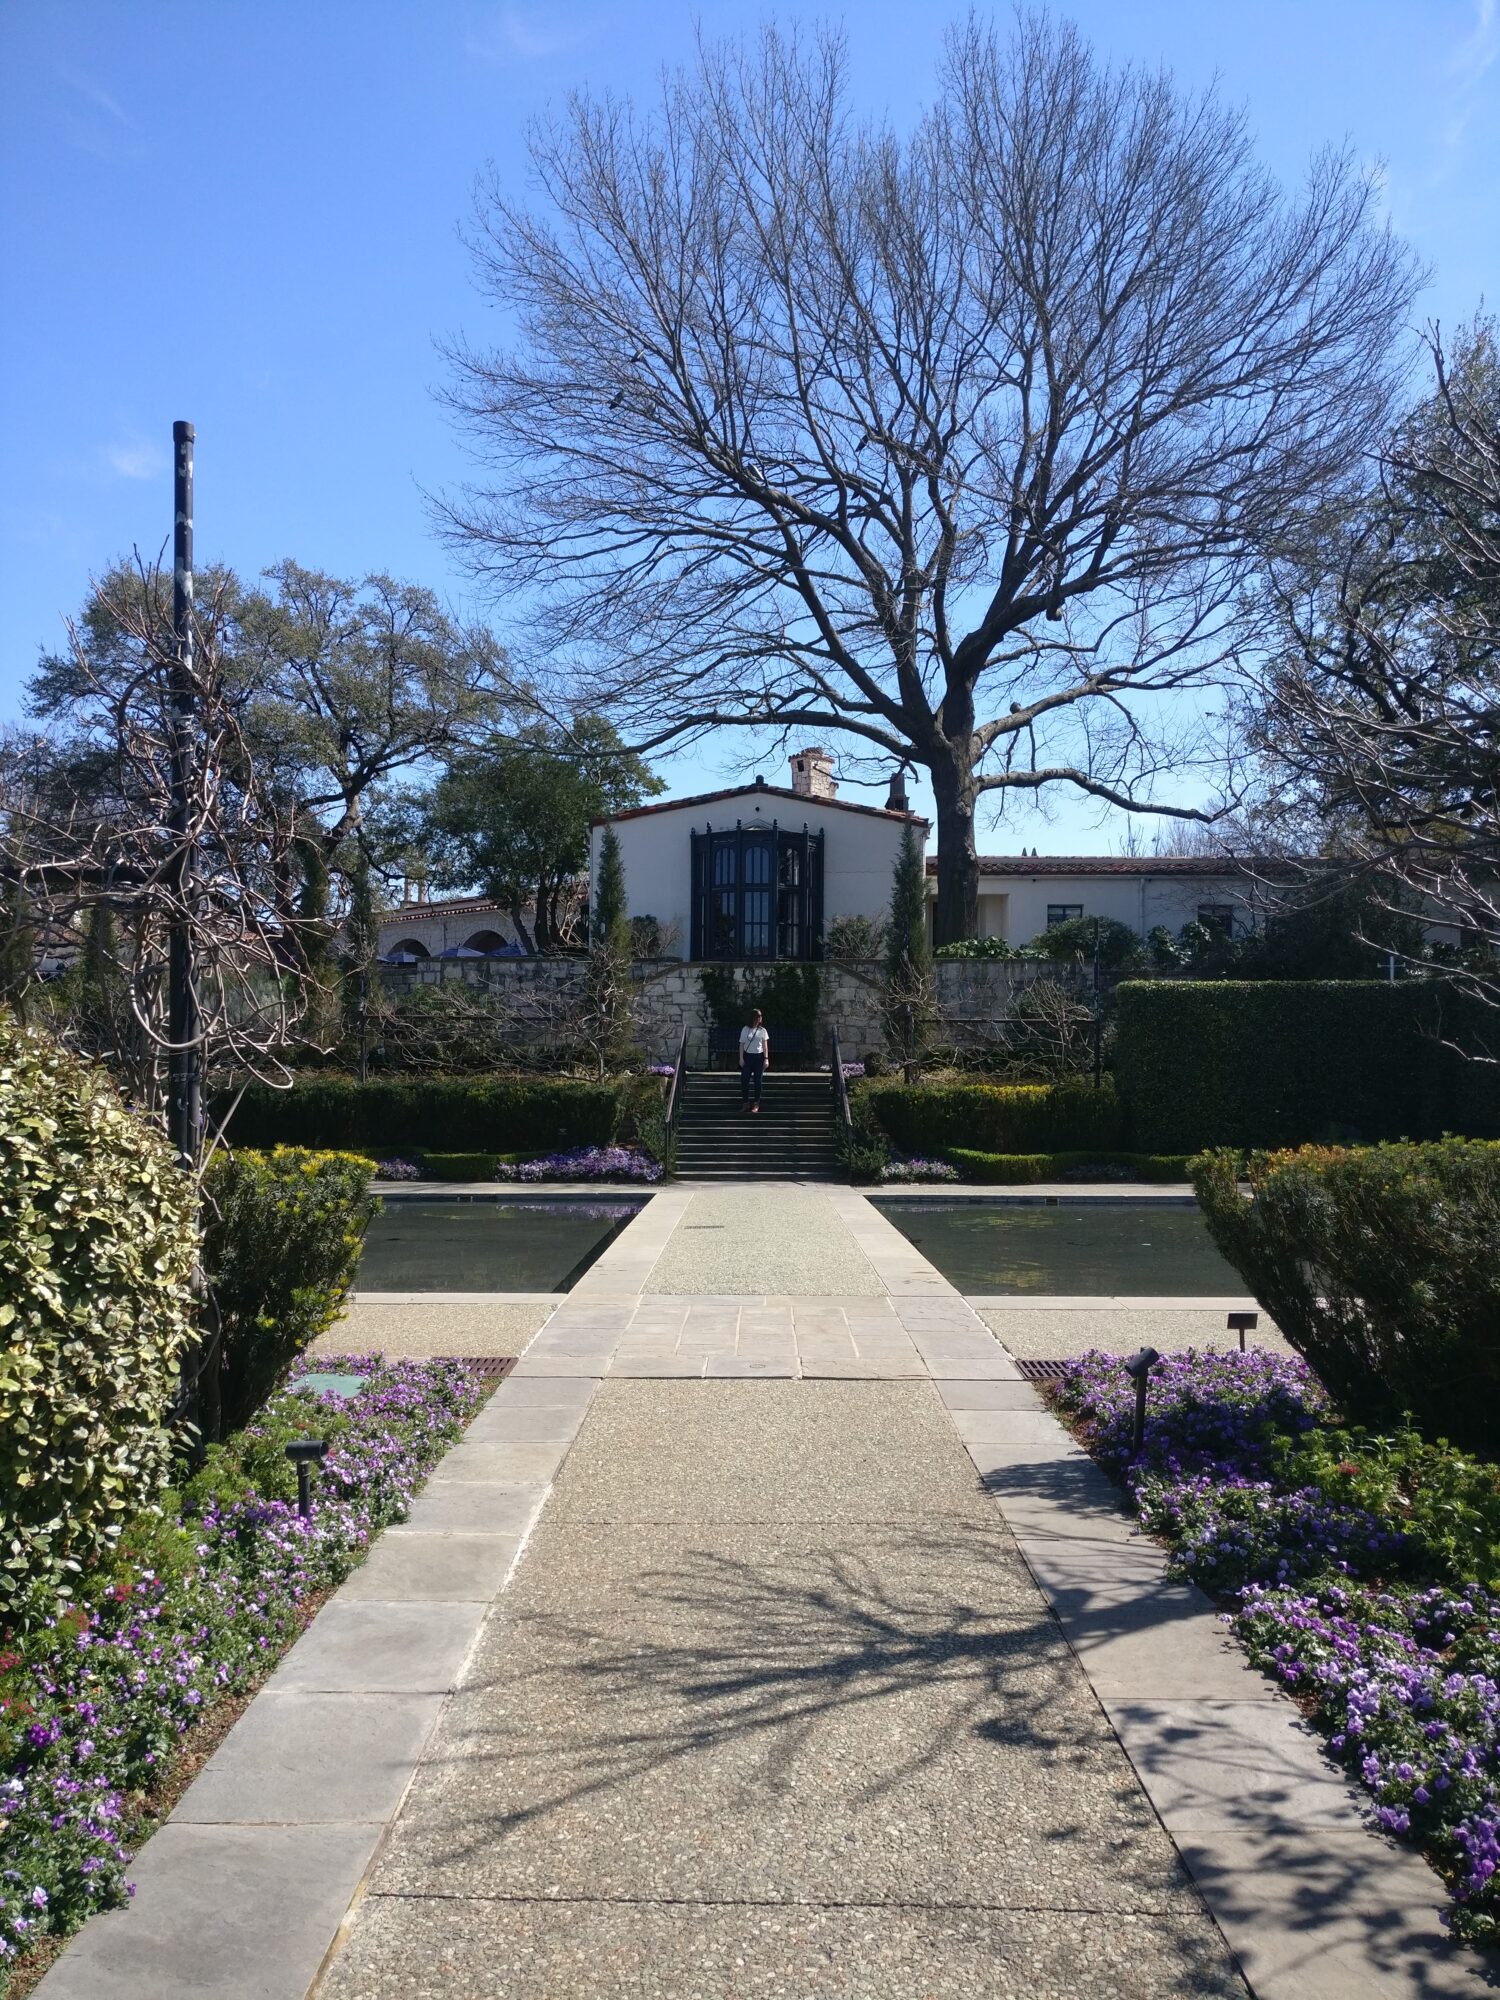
[0, 1353, 483, 1983]
[492, 1145, 662, 1183]
[1050, 1347, 1500, 1943]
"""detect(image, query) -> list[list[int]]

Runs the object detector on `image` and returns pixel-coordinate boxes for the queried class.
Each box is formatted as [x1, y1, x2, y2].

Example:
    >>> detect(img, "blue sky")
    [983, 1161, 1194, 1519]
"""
[2, 1, 1496, 848]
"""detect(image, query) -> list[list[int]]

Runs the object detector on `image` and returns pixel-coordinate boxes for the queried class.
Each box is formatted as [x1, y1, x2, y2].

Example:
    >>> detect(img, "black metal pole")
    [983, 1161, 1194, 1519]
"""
[1091, 917, 1103, 1089]
[166, 420, 201, 1170]
[296, 1459, 312, 1521]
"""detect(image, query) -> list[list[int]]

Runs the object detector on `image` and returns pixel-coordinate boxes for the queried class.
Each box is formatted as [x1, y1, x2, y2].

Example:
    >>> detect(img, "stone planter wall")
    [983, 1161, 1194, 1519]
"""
[378, 955, 1098, 1068]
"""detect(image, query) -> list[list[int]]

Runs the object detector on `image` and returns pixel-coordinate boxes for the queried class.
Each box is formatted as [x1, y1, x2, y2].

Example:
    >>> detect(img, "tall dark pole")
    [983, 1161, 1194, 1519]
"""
[1091, 916, 1103, 1089]
[167, 420, 201, 1171]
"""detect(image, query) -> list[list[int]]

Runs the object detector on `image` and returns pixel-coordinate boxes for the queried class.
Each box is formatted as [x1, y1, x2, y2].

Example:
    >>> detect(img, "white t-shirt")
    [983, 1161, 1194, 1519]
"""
[739, 1025, 770, 1057]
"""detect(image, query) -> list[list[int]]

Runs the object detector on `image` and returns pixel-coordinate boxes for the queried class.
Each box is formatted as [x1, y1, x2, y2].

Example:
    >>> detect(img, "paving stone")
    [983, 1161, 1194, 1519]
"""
[318, 1895, 1248, 1999]
[174, 1690, 444, 1824]
[1102, 1698, 1370, 1831]
[426, 1437, 571, 1484]
[396, 1479, 544, 1535]
[936, 1380, 1044, 1410]
[646, 1189, 884, 1296]
[339, 1531, 524, 1602]
[1173, 1827, 1497, 1998]
[487, 1376, 598, 1411]
[271, 1599, 481, 1695]
[32, 1821, 383, 2000]
[952, 1409, 1070, 1446]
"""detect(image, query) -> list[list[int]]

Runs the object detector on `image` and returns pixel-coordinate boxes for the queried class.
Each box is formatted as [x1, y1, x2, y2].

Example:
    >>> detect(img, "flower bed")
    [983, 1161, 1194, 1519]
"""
[0, 1355, 483, 1981]
[1050, 1348, 1500, 1944]
[493, 1145, 662, 1183]
[373, 1157, 422, 1181]
[878, 1157, 958, 1183]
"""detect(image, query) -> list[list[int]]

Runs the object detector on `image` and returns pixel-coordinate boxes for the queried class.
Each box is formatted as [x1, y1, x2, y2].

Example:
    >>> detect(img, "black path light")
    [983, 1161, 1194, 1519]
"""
[1227, 1310, 1259, 1353]
[284, 1438, 330, 1520]
[1123, 1347, 1161, 1459]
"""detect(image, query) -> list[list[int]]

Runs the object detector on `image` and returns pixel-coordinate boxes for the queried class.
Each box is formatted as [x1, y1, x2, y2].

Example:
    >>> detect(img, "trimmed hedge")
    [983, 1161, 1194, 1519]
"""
[1116, 981, 1500, 1154]
[947, 1148, 1194, 1184]
[0, 1019, 197, 1622]
[855, 1076, 1124, 1156]
[203, 1148, 376, 1432]
[415, 1152, 503, 1180]
[222, 1073, 623, 1155]
[1193, 1139, 1500, 1453]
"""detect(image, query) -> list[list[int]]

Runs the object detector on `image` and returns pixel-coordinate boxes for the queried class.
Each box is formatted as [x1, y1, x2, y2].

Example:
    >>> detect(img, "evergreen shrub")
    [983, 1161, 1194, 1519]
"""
[854, 1075, 1124, 1155]
[1193, 1138, 1500, 1452]
[221, 1072, 623, 1154]
[0, 1018, 196, 1620]
[1116, 980, 1500, 1152]
[202, 1147, 377, 1431]
[947, 1147, 1194, 1183]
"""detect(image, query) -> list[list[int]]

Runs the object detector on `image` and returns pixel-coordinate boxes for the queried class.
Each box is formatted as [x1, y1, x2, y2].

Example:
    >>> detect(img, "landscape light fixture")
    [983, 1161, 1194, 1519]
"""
[284, 1438, 330, 1520]
[1227, 1310, 1259, 1354]
[1123, 1347, 1161, 1459]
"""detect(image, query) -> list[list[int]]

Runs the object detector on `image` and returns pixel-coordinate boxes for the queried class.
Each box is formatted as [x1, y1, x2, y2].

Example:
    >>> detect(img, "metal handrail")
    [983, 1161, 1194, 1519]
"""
[830, 1025, 854, 1134]
[663, 1025, 690, 1140]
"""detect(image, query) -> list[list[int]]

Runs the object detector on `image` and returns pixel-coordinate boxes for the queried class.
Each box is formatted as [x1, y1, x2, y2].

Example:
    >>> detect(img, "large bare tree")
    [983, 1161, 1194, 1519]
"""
[439, 15, 1419, 940]
[1253, 322, 1500, 1007]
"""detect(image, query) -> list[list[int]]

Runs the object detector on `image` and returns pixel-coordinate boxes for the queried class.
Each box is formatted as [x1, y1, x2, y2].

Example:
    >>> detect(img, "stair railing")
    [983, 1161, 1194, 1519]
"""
[663, 1024, 690, 1158]
[829, 1025, 854, 1139]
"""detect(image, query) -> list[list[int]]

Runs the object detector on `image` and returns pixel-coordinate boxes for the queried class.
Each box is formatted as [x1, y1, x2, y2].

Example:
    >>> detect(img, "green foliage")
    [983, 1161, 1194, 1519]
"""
[592, 823, 629, 948]
[934, 935, 1020, 960]
[418, 716, 660, 953]
[0, 1017, 197, 1622]
[1115, 980, 1500, 1153]
[0, 881, 34, 1013]
[826, 913, 886, 961]
[886, 820, 935, 1064]
[699, 964, 822, 1038]
[413, 1151, 502, 1180]
[1026, 914, 1143, 969]
[947, 1147, 1194, 1183]
[221, 1072, 623, 1153]
[854, 1075, 1124, 1155]
[202, 1148, 376, 1432]
[629, 914, 665, 957]
[1267, 1423, 1500, 1594]
[1192, 1139, 1500, 1452]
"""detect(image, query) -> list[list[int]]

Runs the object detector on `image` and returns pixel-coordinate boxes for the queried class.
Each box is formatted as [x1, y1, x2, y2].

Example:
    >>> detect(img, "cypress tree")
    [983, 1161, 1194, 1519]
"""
[593, 823, 630, 951]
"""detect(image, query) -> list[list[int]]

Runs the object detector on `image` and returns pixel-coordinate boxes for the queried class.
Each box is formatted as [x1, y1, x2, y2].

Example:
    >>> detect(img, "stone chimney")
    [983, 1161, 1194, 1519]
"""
[790, 747, 838, 800]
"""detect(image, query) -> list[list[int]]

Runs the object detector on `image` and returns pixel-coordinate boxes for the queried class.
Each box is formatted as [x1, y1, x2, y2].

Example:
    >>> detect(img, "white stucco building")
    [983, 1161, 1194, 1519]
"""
[589, 751, 924, 962]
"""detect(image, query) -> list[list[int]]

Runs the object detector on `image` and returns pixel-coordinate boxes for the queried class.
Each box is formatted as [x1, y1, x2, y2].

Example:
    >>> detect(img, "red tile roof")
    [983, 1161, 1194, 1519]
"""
[927, 855, 1274, 877]
[594, 781, 927, 827]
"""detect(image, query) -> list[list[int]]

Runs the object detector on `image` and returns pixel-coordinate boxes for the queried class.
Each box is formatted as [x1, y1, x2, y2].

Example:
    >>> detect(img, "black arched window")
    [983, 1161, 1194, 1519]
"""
[691, 824, 823, 961]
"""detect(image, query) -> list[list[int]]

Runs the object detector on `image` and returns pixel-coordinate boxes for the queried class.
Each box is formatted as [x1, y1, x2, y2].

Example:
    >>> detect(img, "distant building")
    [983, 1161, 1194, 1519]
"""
[375, 890, 531, 965]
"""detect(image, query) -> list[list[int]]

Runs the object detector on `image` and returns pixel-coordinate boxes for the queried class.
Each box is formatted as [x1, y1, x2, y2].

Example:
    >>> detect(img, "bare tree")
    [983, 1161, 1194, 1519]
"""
[0, 556, 318, 1141]
[1253, 322, 1500, 1006]
[440, 15, 1418, 941]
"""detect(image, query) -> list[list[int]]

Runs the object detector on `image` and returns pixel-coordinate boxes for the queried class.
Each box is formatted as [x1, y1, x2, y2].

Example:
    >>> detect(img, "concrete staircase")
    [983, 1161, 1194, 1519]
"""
[671, 1069, 845, 1182]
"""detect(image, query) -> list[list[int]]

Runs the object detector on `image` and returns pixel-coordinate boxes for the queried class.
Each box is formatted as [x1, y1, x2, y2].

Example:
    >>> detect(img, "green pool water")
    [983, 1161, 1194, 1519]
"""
[871, 1197, 1242, 1296]
[357, 1195, 646, 1293]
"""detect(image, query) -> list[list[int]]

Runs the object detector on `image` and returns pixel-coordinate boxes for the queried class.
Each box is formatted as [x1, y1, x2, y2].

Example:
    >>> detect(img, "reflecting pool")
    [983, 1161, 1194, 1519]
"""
[357, 1195, 646, 1293]
[871, 1197, 1242, 1295]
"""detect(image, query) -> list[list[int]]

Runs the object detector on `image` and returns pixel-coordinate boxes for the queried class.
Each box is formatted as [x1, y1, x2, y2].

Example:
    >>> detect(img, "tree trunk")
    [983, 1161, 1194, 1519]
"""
[928, 748, 980, 946]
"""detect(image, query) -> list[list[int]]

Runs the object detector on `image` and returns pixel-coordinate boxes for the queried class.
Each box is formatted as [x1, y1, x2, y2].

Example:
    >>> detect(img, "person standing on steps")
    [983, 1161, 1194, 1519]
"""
[739, 1008, 770, 1115]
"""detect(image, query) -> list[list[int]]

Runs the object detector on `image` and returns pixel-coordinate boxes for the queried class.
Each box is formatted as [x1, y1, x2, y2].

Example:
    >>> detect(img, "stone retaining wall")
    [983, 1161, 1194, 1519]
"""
[378, 956, 1095, 1066]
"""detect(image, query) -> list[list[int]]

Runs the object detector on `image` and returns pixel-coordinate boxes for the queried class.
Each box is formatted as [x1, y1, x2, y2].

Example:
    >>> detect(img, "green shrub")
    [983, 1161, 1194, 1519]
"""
[1192, 1139, 1500, 1452]
[417, 1151, 501, 1180]
[202, 1148, 376, 1431]
[854, 1075, 1124, 1155]
[0, 1017, 197, 1620]
[1026, 915, 1144, 969]
[934, 936, 1020, 960]
[947, 1147, 1194, 1183]
[1116, 980, 1500, 1153]
[221, 1072, 623, 1154]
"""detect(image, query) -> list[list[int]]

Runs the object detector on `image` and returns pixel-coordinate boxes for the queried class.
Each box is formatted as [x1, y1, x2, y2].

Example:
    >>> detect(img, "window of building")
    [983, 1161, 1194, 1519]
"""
[1197, 904, 1235, 936]
[1046, 903, 1084, 927]
[691, 826, 824, 960]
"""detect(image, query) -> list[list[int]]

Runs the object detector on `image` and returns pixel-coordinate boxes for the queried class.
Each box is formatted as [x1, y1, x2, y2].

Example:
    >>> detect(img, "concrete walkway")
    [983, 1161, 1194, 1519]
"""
[37, 1184, 1493, 1999]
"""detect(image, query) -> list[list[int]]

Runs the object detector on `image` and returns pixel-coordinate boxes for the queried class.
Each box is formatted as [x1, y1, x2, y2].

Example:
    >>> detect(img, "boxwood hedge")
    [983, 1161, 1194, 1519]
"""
[1115, 980, 1500, 1154]
[0, 1018, 197, 1622]
[854, 1076, 1124, 1156]
[222, 1072, 623, 1155]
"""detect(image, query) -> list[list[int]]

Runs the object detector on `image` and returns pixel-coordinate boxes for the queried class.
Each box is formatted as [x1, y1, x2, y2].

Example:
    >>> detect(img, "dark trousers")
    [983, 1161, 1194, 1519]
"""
[740, 1053, 765, 1103]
